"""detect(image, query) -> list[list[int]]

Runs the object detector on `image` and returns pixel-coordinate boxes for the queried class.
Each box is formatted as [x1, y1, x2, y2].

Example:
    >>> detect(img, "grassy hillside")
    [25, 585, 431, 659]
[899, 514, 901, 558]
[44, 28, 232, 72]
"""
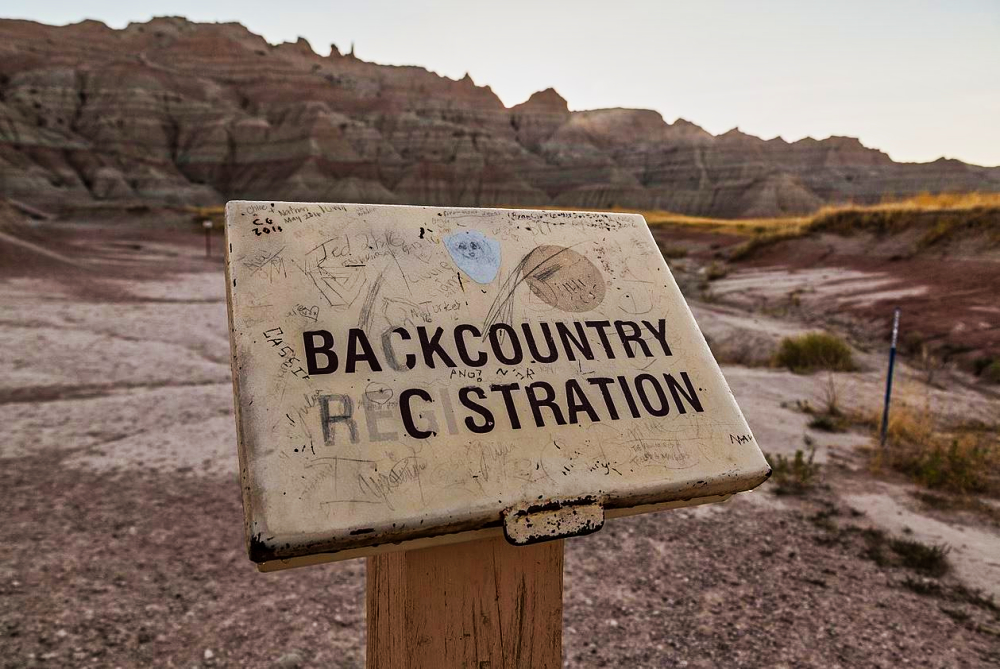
[643, 192, 1000, 237]
[189, 193, 1000, 249]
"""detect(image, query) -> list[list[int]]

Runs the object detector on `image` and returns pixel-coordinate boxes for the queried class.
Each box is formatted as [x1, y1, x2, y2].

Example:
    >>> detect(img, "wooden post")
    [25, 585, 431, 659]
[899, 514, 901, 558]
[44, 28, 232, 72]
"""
[366, 536, 564, 668]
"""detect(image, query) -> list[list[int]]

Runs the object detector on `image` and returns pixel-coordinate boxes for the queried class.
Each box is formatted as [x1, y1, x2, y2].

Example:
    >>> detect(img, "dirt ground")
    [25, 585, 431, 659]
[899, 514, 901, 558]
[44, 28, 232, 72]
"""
[2, 216, 999, 667]
[657, 222, 1000, 367]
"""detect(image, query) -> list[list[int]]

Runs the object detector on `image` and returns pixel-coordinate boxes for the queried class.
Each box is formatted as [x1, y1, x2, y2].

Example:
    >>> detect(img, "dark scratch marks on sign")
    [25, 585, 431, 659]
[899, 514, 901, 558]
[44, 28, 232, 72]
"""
[391, 253, 413, 295]
[243, 246, 287, 282]
[299, 239, 367, 309]
[482, 254, 534, 333]
[358, 271, 386, 333]
[355, 456, 427, 510]
[457, 272, 465, 292]
[320, 499, 382, 506]
[483, 244, 590, 333]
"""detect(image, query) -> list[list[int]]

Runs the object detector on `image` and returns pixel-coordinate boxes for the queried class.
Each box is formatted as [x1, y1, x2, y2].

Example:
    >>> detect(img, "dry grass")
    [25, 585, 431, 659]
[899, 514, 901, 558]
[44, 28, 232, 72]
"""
[804, 375, 851, 433]
[636, 208, 808, 236]
[645, 191, 998, 230]
[866, 192, 1000, 211]
[863, 390, 1000, 497]
[188, 206, 224, 225]
[639, 191, 1000, 260]
[190, 192, 999, 240]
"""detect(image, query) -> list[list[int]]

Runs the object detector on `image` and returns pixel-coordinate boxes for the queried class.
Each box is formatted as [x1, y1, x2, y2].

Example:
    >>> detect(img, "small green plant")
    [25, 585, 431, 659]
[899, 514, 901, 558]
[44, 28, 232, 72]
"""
[939, 607, 972, 624]
[902, 576, 1000, 616]
[774, 332, 855, 373]
[808, 414, 846, 432]
[889, 538, 952, 577]
[981, 361, 1000, 384]
[705, 261, 728, 281]
[901, 576, 945, 597]
[860, 528, 951, 577]
[765, 446, 821, 495]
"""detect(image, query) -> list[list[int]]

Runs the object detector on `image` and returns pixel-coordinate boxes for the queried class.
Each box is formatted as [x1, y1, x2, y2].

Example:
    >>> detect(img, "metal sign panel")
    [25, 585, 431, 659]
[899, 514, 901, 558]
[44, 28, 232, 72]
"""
[224, 202, 769, 570]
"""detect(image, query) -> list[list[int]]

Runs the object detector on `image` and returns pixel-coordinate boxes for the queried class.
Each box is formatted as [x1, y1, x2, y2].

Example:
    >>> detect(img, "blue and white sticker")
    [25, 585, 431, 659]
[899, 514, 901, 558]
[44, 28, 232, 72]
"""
[443, 230, 501, 284]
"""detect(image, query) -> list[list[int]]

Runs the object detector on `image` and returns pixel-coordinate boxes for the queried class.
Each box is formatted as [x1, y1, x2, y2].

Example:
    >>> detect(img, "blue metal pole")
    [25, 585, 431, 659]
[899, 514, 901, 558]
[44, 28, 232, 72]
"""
[880, 307, 901, 449]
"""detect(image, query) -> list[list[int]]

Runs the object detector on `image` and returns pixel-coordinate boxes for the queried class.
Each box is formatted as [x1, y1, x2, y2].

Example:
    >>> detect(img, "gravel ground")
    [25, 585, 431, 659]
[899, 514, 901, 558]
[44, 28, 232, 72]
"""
[3, 452, 999, 667]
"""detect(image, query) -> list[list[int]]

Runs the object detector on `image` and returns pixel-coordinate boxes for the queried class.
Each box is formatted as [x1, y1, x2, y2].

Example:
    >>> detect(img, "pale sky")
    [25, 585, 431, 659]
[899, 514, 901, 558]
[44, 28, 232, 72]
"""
[8, 0, 1000, 166]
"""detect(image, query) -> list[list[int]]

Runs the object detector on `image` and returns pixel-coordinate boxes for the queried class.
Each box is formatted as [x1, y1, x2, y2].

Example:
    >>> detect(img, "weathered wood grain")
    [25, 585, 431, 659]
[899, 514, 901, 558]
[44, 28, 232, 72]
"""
[367, 537, 563, 668]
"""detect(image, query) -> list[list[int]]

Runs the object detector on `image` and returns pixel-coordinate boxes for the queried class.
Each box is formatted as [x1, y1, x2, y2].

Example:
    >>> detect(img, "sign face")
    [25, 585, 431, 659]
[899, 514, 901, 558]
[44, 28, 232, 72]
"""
[224, 202, 769, 570]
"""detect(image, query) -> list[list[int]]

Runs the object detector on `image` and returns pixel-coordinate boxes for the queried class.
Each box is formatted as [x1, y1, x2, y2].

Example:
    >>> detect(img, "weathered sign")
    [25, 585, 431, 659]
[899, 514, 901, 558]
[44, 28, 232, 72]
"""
[224, 202, 769, 571]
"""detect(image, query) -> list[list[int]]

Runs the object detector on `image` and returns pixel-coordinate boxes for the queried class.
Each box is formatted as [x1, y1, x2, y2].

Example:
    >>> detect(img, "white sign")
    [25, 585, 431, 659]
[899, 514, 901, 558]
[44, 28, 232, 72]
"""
[224, 202, 768, 570]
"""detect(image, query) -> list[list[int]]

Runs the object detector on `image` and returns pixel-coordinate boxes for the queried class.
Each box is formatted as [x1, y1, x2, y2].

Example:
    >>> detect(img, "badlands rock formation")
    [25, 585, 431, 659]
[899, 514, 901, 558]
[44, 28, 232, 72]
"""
[1, 16, 998, 217]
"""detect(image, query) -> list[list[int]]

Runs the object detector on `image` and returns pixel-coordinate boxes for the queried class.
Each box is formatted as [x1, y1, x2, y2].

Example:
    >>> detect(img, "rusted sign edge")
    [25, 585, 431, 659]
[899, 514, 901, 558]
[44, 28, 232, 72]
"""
[254, 491, 750, 572]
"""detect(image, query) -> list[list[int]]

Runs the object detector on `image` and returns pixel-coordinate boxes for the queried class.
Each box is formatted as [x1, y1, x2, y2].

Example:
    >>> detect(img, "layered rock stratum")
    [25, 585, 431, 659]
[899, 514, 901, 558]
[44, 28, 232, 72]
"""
[2, 16, 998, 217]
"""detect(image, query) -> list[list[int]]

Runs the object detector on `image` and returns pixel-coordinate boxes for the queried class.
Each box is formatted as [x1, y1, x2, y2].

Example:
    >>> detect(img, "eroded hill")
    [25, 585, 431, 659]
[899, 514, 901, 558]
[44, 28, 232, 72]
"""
[2, 16, 999, 217]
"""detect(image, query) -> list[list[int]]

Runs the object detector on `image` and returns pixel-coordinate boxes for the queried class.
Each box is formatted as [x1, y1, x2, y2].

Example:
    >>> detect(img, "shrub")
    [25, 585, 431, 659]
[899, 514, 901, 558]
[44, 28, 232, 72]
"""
[764, 447, 821, 495]
[805, 375, 850, 432]
[859, 528, 951, 577]
[889, 538, 952, 576]
[890, 434, 1000, 496]
[808, 414, 847, 432]
[774, 332, 855, 373]
[705, 261, 728, 281]
[871, 399, 1000, 496]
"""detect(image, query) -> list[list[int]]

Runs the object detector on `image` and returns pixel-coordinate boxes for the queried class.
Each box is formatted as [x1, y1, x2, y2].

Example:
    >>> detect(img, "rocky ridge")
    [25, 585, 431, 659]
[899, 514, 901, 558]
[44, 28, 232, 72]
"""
[1, 16, 998, 217]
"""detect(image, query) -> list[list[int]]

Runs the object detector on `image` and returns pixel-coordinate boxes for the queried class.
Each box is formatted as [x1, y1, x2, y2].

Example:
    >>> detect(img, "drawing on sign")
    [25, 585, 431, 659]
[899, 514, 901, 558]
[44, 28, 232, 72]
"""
[444, 230, 501, 284]
[483, 244, 606, 331]
[522, 245, 606, 312]
[301, 237, 367, 309]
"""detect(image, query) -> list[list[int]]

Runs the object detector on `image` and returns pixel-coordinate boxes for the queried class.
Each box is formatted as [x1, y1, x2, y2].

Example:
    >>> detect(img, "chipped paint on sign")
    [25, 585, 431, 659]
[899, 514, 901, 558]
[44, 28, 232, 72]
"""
[224, 202, 770, 570]
[503, 497, 605, 545]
